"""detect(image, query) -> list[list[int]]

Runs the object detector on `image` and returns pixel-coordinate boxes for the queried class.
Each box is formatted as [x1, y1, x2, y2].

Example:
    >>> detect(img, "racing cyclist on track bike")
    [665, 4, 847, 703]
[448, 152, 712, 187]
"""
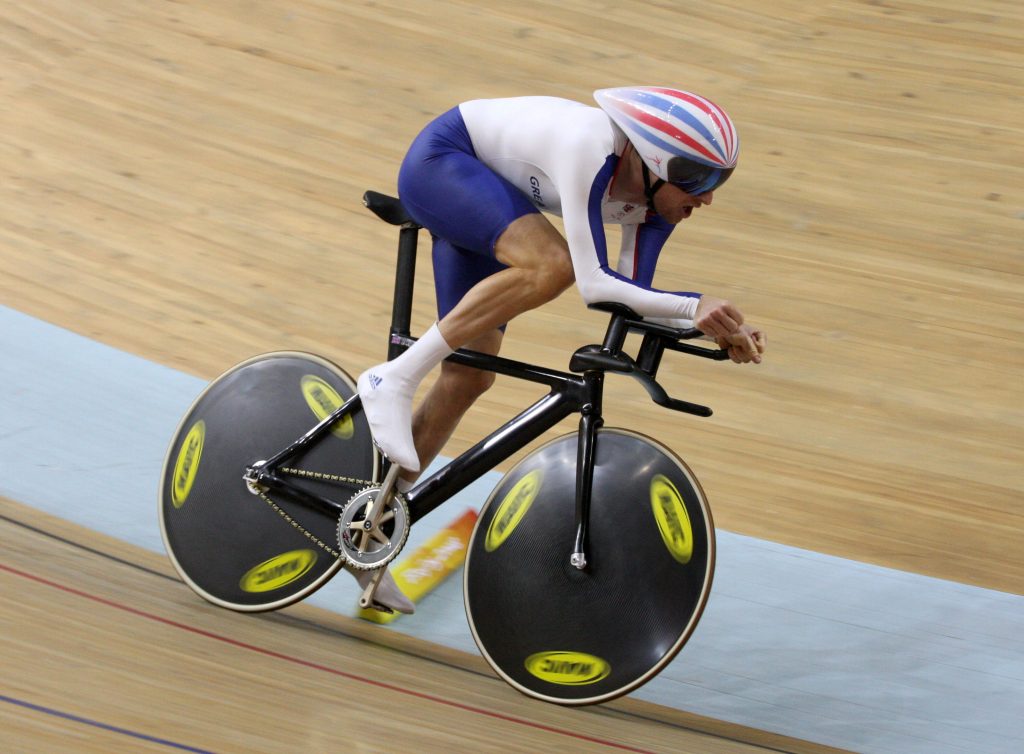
[353, 86, 766, 613]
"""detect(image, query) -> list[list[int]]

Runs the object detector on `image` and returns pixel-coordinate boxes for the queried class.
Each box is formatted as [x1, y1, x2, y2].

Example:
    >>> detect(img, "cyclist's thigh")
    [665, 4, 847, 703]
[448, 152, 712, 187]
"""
[398, 108, 538, 254]
[493, 212, 571, 272]
[431, 236, 509, 321]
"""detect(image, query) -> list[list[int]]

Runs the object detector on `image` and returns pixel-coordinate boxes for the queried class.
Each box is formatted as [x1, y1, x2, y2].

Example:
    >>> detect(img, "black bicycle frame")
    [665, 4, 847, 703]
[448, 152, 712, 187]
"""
[256, 222, 613, 566]
[253, 194, 724, 565]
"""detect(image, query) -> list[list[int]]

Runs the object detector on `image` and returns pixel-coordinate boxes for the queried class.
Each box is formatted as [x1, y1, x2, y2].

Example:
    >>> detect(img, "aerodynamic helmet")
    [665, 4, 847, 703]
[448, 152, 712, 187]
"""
[594, 86, 739, 197]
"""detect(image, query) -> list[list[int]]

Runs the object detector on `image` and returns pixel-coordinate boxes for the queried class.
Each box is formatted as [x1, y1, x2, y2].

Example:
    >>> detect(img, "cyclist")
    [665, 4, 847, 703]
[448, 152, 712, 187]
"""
[357, 87, 765, 613]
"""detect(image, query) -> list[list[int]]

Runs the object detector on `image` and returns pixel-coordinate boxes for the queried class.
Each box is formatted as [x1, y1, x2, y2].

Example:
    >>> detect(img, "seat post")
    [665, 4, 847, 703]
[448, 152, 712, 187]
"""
[388, 224, 419, 360]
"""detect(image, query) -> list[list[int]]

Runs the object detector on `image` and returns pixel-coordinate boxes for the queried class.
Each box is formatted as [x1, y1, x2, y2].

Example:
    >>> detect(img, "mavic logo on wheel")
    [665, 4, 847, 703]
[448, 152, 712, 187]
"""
[301, 375, 355, 439]
[171, 420, 205, 508]
[650, 474, 694, 564]
[239, 549, 317, 593]
[484, 469, 543, 552]
[524, 651, 610, 686]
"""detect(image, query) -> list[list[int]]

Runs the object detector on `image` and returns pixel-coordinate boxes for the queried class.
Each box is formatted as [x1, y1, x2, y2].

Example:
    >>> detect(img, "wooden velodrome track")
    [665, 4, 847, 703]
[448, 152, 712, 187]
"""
[1, 1, 1021, 752]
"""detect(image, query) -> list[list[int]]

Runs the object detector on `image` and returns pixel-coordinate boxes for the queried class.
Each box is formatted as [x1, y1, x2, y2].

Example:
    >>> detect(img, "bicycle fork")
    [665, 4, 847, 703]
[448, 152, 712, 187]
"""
[571, 370, 605, 570]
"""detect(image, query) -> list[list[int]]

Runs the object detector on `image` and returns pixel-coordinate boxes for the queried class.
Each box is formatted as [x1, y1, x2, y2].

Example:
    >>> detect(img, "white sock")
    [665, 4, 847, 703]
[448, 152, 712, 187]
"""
[357, 323, 453, 472]
[391, 323, 454, 384]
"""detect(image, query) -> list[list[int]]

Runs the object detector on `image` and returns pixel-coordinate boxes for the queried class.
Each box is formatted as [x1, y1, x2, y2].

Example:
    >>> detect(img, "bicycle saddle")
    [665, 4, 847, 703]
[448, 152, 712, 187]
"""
[363, 191, 421, 228]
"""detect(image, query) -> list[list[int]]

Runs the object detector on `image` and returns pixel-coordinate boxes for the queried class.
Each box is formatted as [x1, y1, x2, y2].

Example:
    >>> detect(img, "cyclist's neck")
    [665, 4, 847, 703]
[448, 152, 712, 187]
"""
[608, 143, 647, 205]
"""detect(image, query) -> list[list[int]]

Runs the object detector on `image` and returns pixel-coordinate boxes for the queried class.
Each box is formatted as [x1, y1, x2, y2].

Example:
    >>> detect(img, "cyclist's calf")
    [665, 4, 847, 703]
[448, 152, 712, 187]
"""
[438, 358, 496, 406]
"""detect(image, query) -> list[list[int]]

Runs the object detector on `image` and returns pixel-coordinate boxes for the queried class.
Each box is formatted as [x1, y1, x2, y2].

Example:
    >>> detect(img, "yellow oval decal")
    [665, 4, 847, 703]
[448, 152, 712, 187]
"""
[650, 474, 694, 564]
[239, 550, 317, 593]
[524, 651, 611, 686]
[171, 420, 205, 509]
[485, 469, 543, 552]
[300, 375, 354, 439]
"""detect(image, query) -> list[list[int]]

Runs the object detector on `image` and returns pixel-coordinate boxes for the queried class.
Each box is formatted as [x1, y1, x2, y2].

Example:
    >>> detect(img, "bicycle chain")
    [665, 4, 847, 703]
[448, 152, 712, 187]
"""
[255, 466, 377, 560]
[279, 466, 374, 488]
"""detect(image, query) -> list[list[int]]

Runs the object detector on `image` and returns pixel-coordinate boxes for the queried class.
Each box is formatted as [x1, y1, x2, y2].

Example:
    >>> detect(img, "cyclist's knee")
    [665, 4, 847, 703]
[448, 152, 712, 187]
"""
[547, 251, 575, 293]
[497, 216, 573, 292]
[523, 252, 573, 304]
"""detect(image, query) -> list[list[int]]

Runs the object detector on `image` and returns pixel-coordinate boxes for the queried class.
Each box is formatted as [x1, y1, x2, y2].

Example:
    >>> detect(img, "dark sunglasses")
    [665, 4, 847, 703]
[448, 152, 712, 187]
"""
[641, 156, 735, 212]
[666, 155, 735, 196]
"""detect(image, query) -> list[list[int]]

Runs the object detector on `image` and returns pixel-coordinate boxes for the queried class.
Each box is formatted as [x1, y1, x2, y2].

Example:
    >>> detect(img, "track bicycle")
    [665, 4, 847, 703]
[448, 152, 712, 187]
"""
[159, 191, 729, 705]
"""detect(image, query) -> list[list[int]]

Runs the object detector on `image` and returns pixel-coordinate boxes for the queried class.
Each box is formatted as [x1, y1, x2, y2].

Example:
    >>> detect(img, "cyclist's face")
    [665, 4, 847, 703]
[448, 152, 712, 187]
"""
[653, 184, 714, 224]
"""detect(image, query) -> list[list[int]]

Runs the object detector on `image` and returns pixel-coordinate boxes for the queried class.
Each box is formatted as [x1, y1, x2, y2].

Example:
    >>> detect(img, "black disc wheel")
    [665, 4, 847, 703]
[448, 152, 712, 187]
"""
[159, 352, 379, 611]
[464, 428, 714, 705]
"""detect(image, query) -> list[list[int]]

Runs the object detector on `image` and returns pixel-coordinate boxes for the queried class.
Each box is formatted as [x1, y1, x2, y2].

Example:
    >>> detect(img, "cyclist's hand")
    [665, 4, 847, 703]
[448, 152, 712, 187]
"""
[693, 295, 744, 339]
[716, 324, 766, 364]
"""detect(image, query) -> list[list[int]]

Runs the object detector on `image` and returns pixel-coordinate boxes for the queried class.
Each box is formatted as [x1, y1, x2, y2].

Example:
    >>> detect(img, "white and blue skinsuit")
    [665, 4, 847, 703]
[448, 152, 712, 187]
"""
[396, 96, 703, 325]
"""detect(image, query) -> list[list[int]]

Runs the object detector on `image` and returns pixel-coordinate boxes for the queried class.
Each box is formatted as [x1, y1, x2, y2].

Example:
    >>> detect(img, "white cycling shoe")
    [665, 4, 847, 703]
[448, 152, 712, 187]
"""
[357, 364, 421, 472]
[348, 565, 415, 615]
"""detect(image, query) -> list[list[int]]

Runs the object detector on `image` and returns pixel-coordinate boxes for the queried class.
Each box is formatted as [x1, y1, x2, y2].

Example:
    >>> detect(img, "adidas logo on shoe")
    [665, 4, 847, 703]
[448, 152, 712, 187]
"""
[368, 373, 383, 389]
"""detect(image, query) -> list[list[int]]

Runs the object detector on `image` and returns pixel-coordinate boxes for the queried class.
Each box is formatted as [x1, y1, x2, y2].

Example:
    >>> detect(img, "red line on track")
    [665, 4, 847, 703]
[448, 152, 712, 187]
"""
[1, 563, 656, 753]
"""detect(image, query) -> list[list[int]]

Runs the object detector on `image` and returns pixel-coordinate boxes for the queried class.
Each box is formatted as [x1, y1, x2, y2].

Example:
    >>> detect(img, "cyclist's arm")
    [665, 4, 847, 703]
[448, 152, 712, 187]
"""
[561, 164, 759, 359]
[559, 157, 703, 321]
[614, 217, 716, 335]
[615, 212, 673, 287]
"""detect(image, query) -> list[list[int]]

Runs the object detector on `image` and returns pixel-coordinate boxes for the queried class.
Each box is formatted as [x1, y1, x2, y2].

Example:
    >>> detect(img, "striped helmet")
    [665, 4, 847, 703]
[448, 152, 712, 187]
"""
[594, 86, 739, 195]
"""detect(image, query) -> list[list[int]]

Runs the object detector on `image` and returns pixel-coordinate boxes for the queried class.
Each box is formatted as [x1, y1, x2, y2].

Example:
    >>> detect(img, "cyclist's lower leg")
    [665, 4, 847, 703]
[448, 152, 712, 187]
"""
[399, 330, 502, 486]
[358, 214, 573, 472]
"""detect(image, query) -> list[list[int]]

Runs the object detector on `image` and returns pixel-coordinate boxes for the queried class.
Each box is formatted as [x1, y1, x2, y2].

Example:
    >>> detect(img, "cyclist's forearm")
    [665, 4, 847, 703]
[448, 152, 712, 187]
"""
[574, 264, 701, 320]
